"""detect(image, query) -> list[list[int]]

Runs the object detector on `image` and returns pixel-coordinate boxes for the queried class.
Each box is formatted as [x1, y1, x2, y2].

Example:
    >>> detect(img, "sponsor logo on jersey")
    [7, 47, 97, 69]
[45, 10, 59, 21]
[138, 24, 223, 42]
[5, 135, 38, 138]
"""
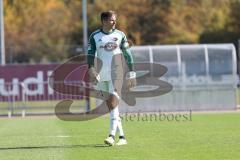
[99, 42, 118, 51]
[112, 37, 118, 41]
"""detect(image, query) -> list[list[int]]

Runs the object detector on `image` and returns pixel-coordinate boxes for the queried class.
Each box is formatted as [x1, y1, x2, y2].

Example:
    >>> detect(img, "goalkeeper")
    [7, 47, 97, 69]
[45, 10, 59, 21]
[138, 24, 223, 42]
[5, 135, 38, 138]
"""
[87, 10, 136, 146]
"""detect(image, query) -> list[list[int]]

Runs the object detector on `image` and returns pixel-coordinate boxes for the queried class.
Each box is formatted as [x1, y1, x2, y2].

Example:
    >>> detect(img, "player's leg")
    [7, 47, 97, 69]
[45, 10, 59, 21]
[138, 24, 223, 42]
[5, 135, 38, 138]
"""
[97, 81, 116, 146]
[115, 107, 127, 146]
[109, 79, 127, 146]
[105, 104, 119, 146]
[104, 79, 122, 146]
[109, 105, 127, 146]
[104, 92, 119, 146]
[96, 81, 115, 146]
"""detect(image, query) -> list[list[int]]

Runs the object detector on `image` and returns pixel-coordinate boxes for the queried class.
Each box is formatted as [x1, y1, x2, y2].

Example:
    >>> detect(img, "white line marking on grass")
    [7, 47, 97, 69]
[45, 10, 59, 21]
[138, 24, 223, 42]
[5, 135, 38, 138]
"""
[48, 135, 70, 138]
[56, 135, 70, 138]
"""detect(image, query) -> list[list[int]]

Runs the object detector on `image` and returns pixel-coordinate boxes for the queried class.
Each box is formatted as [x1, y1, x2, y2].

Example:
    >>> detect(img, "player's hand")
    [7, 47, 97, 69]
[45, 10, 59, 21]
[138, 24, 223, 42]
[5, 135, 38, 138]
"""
[126, 71, 137, 89]
[88, 67, 100, 84]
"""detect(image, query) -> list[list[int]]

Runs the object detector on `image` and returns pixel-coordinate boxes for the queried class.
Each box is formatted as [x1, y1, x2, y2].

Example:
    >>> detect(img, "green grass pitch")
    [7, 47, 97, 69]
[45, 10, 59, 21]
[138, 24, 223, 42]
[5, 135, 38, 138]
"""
[0, 112, 240, 160]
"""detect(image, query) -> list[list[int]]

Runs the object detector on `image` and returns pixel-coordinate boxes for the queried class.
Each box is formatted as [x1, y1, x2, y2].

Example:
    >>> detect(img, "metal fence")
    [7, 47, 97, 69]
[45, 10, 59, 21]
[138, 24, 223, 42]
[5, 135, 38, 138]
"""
[0, 81, 89, 117]
[0, 43, 238, 117]
[118, 44, 238, 113]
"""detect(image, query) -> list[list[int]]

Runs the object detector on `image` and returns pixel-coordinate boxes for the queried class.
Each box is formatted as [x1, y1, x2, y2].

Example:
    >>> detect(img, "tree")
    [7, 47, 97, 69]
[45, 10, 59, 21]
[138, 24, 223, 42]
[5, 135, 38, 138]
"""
[4, 0, 72, 63]
[166, 0, 230, 44]
[227, 0, 240, 33]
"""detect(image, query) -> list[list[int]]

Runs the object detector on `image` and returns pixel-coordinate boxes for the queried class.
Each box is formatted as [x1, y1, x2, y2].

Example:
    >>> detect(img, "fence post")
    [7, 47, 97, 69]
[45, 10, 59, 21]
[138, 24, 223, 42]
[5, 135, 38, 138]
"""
[7, 83, 13, 118]
[238, 39, 240, 87]
[20, 82, 26, 117]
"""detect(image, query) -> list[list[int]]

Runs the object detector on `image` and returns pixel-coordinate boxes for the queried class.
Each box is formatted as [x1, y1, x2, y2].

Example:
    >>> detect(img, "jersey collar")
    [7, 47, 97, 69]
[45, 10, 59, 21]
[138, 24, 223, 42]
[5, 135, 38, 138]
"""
[101, 28, 115, 35]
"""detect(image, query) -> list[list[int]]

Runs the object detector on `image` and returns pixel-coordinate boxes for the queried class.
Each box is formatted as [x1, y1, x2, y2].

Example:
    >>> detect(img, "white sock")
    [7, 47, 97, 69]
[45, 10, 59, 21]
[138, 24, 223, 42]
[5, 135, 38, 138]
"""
[117, 116, 124, 137]
[109, 107, 119, 136]
[109, 106, 125, 137]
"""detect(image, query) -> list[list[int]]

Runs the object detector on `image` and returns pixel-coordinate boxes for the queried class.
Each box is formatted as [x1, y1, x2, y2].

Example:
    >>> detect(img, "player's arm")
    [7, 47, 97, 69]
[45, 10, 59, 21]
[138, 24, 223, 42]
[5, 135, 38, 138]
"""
[87, 34, 96, 68]
[121, 35, 134, 71]
[120, 34, 136, 88]
[87, 34, 100, 83]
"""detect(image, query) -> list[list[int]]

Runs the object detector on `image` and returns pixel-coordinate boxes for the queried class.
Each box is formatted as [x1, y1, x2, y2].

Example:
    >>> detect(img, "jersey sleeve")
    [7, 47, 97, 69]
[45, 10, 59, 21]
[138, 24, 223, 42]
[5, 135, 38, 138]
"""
[120, 34, 134, 71]
[87, 34, 96, 68]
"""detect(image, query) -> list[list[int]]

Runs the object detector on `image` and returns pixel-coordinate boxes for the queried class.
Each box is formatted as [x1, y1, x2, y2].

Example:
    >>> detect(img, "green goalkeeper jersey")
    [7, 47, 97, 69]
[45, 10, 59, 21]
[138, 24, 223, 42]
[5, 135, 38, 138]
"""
[87, 29, 134, 81]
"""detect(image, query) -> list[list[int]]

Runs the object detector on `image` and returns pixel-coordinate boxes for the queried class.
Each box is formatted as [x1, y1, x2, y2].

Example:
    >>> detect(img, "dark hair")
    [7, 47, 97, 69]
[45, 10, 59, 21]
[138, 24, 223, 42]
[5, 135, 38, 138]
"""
[100, 10, 116, 23]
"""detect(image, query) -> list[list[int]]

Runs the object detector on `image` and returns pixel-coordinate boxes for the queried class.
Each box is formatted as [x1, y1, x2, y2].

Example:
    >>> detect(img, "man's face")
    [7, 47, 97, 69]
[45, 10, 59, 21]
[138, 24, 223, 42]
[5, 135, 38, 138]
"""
[103, 15, 116, 29]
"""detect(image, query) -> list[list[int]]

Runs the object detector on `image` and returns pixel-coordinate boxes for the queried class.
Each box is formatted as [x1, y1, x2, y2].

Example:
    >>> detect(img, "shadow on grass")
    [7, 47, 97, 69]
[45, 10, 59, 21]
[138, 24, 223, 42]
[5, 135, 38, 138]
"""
[0, 144, 110, 150]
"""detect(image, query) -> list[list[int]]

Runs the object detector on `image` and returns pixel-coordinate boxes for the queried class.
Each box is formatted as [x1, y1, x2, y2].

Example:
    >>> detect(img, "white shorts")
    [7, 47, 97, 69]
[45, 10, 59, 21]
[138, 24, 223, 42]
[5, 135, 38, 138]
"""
[97, 80, 122, 100]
